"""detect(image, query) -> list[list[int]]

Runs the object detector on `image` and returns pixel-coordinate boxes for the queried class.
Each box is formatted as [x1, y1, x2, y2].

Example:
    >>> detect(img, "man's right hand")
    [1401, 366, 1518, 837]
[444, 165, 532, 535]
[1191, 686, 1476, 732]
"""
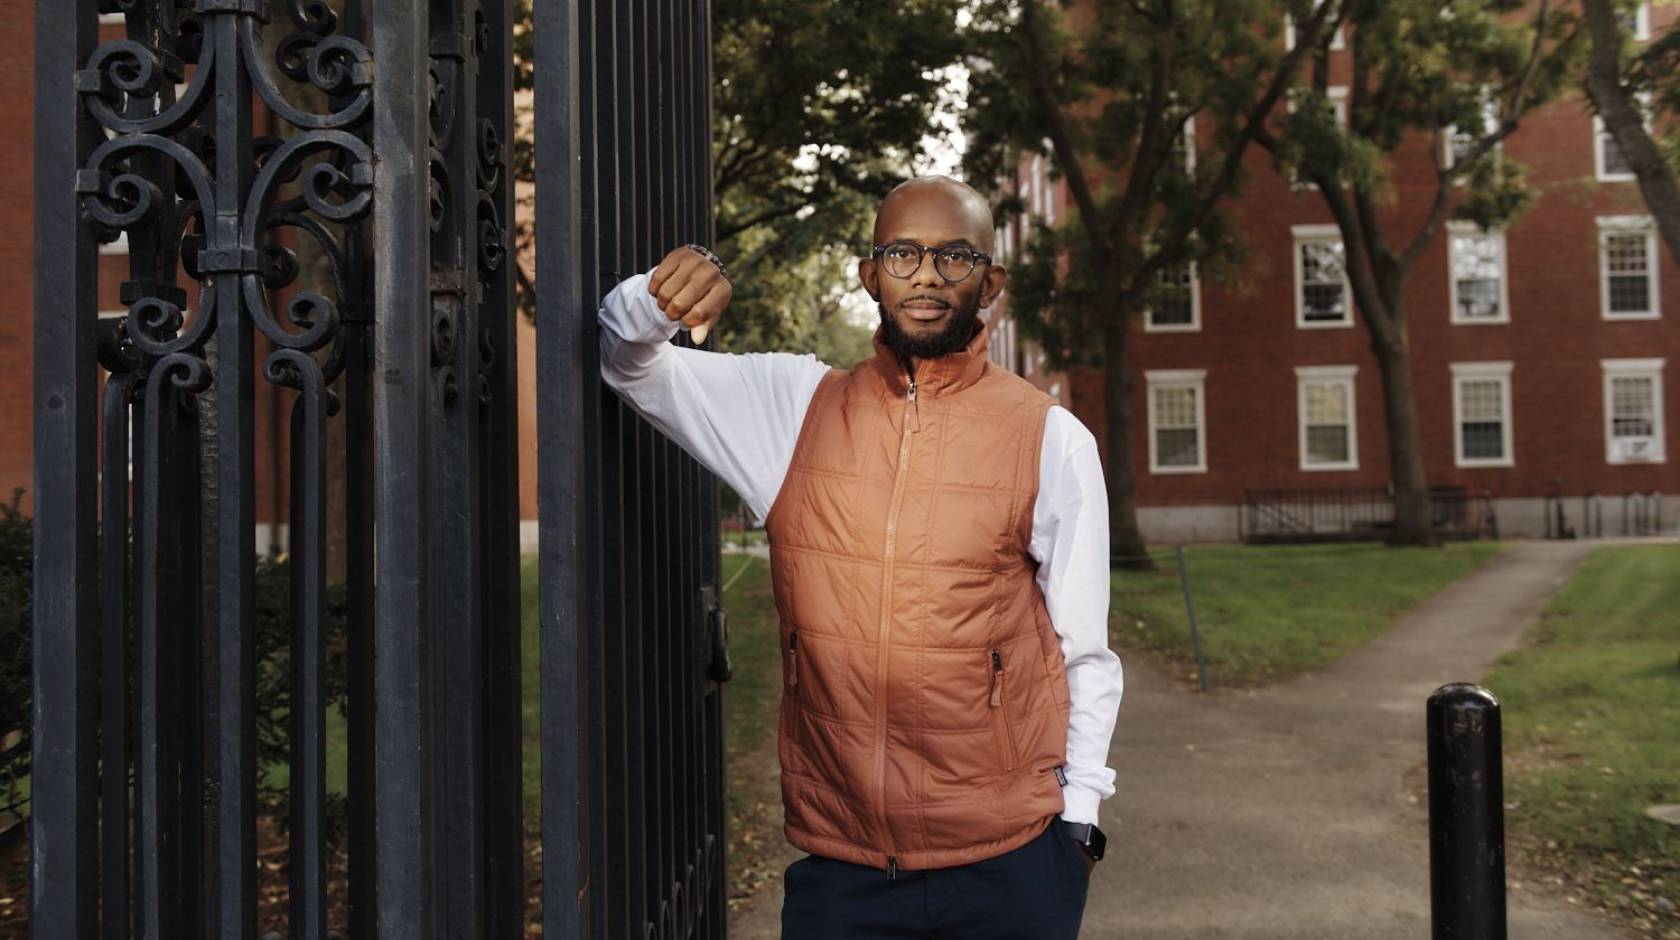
[649, 246, 731, 344]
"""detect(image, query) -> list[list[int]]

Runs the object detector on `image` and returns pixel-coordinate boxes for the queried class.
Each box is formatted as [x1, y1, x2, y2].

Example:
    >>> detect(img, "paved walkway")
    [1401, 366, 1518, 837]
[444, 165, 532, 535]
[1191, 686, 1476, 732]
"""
[729, 540, 1638, 939]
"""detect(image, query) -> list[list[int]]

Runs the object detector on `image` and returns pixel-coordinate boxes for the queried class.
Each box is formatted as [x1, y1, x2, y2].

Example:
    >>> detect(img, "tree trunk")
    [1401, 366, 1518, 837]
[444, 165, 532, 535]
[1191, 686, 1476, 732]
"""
[1101, 312, 1154, 571]
[1368, 309, 1436, 547]
[1582, 0, 1680, 268]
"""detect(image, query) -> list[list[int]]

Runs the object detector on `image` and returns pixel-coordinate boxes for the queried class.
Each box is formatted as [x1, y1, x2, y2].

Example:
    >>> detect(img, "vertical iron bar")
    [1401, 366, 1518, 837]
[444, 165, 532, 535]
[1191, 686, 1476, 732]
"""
[31, 1, 100, 935]
[201, 5, 259, 932]
[137, 369, 190, 936]
[338, 1, 380, 930]
[99, 372, 137, 940]
[428, 0, 489, 929]
[373, 0, 437, 930]
[285, 369, 329, 939]
[477, 0, 526, 932]
[534, 0, 590, 931]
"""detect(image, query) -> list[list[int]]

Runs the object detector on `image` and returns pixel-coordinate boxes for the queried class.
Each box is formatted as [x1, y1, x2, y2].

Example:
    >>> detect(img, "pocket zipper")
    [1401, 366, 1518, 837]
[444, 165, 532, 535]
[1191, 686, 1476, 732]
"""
[989, 648, 1005, 707]
[788, 629, 799, 687]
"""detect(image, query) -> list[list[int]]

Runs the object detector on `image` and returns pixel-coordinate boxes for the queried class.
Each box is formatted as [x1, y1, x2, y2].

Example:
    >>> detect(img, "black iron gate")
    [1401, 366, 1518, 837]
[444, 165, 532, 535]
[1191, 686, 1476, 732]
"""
[534, 0, 729, 933]
[31, 0, 723, 935]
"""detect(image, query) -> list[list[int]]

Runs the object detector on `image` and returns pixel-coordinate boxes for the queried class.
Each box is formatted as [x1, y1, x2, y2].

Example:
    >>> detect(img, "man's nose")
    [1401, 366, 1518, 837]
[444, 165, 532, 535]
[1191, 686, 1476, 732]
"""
[908, 251, 945, 289]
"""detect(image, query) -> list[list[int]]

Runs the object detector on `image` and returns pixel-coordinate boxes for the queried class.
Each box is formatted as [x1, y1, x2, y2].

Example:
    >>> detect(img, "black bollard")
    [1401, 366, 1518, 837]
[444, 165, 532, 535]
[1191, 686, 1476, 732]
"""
[1427, 683, 1507, 939]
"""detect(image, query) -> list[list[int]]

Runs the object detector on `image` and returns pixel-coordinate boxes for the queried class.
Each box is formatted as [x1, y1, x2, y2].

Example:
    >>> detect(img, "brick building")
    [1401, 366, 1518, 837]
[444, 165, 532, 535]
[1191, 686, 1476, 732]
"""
[986, 4, 1680, 541]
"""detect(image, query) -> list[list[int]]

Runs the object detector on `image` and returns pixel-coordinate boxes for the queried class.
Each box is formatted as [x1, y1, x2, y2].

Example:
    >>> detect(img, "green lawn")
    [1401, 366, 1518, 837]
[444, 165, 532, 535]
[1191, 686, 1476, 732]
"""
[1111, 542, 1504, 685]
[1482, 545, 1679, 934]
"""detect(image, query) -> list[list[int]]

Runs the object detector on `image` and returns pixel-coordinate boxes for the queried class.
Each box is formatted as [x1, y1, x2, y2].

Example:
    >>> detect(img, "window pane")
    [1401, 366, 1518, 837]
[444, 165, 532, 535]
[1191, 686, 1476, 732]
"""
[1460, 379, 1503, 422]
[1151, 263, 1194, 326]
[1461, 422, 1505, 460]
[1306, 425, 1349, 464]
[1304, 382, 1348, 424]
[1610, 376, 1655, 439]
[1156, 428, 1200, 467]
[1155, 386, 1197, 427]
[1602, 134, 1631, 176]
[1452, 233, 1503, 319]
[1301, 241, 1348, 322]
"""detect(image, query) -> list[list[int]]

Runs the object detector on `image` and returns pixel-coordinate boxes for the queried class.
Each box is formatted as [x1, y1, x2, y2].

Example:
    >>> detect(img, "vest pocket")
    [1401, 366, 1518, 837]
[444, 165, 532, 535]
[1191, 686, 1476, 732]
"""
[988, 647, 1017, 771]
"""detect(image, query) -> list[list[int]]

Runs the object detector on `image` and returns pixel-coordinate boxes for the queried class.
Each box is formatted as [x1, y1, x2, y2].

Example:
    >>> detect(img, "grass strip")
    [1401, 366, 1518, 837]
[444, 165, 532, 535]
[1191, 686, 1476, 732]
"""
[1110, 542, 1503, 686]
[1483, 545, 1678, 936]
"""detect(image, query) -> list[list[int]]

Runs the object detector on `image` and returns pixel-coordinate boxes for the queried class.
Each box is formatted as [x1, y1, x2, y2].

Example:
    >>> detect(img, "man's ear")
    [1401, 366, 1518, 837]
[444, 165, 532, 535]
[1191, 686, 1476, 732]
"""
[858, 257, 881, 301]
[979, 263, 1007, 309]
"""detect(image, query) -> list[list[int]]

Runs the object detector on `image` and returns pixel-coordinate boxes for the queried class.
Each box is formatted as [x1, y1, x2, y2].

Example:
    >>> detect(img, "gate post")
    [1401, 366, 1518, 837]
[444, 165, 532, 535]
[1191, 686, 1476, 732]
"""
[31, 1, 102, 934]
[1427, 683, 1507, 940]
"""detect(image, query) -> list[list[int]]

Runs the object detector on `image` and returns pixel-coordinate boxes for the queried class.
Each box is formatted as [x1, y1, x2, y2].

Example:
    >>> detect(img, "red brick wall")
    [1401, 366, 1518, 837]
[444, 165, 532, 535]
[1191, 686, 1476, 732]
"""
[0, 5, 36, 512]
[1064, 85, 1680, 508]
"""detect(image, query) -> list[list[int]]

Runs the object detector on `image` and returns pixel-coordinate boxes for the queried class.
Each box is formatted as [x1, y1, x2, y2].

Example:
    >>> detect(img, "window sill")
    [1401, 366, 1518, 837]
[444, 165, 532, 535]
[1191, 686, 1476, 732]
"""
[1149, 464, 1208, 475]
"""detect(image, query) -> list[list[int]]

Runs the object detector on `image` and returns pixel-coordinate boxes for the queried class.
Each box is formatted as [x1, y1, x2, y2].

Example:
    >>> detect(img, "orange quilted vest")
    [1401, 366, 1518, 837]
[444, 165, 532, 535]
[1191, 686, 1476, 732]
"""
[764, 318, 1073, 874]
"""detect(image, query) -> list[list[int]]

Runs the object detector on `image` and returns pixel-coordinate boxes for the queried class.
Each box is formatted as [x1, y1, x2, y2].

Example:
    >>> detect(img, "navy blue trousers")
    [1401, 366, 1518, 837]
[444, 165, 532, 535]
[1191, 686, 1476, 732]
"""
[779, 818, 1091, 939]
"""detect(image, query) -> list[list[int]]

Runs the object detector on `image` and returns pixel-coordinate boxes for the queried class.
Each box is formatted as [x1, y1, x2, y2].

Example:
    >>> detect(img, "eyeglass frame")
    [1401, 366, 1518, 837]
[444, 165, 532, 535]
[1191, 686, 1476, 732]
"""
[870, 240, 995, 284]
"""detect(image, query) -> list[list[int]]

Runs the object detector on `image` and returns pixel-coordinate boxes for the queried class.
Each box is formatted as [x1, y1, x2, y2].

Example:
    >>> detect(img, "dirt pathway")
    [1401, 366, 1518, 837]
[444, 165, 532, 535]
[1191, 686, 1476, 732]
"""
[730, 540, 1635, 939]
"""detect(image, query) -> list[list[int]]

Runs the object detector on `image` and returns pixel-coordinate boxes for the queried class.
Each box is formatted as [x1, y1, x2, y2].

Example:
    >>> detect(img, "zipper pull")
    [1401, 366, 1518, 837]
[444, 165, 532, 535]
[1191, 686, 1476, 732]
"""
[906, 380, 920, 433]
[989, 649, 1004, 707]
[1053, 764, 1069, 787]
[886, 856, 898, 880]
[788, 630, 798, 687]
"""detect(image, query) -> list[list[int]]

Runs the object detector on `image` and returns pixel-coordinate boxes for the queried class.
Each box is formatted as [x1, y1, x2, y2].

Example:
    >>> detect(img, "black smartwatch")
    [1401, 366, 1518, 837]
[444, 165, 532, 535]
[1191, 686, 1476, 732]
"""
[1059, 820, 1106, 862]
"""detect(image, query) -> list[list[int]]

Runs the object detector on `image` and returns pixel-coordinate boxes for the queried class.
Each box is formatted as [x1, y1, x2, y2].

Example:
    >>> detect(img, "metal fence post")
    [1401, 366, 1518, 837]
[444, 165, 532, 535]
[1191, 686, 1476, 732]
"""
[1175, 546, 1208, 692]
[1427, 683, 1507, 940]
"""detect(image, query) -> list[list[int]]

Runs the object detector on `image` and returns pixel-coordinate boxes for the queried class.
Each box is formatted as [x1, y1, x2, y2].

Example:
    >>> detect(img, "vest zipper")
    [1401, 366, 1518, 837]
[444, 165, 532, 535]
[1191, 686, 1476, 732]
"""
[873, 368, 919, 879]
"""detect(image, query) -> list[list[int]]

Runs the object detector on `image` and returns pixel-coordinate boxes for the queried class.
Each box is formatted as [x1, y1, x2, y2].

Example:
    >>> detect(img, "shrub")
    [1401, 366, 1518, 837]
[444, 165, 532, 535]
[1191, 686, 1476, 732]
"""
[0, 487, 350, 846]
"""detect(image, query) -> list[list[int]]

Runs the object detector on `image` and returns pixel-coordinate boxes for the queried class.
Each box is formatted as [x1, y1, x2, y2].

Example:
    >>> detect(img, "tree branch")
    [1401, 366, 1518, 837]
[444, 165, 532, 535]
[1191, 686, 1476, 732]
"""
[1020, 0, 1103, 250]
[1582, 0, 1680, 266]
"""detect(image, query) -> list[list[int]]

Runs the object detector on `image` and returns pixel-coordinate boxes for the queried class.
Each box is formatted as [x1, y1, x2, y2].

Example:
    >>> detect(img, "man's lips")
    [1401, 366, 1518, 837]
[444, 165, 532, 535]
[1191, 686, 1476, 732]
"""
[899, 301, 950, 321]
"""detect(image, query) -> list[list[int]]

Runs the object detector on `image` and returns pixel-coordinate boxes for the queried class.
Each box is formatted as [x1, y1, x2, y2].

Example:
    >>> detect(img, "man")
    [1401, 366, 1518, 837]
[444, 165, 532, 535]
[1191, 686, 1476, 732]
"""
[598, 176, 1122, 939]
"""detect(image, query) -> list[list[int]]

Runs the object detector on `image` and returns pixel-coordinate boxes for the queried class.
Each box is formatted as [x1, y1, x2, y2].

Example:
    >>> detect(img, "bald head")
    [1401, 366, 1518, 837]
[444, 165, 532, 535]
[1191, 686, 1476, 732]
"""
[872, 176, 995, 253]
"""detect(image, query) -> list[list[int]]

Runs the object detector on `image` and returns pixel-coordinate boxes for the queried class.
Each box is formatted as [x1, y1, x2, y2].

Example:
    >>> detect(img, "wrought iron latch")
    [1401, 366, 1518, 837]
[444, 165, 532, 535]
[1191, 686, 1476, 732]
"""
[702, 584, 732, 683]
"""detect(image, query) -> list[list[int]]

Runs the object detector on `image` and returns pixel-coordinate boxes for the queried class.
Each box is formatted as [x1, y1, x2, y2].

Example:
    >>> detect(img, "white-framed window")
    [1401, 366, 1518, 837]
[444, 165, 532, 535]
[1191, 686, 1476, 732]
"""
[1292, 224, 1353, 328]
[1619, 1, 1652, 41]
[1285, 9, 1346, 51]
[1167, 114, 1197, 176]
[1451, 362, 1514, 467]
[1447, 222, 1509, 324]
[1147, 369, 1207, 474]
[988, 316, 1016, 372]
[1327, 86, 1349, 127]
[1296, 365, 1358, 470]
[1596, 91, 1652, 182]
[1602, 358, 1666, 463]
[99, 12, 125, 24]
[100, 231, 130, 256]
[1598, 216, 1660, 319]
[1146, 260, 1201, 332]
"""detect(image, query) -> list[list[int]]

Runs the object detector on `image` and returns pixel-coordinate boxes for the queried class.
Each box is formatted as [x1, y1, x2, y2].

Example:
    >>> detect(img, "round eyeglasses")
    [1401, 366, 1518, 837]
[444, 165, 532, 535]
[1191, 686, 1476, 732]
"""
[871, 241, 994, 283]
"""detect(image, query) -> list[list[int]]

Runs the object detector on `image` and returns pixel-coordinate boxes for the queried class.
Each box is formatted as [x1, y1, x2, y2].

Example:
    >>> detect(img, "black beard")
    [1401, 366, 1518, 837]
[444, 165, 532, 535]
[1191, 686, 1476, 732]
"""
[877, 297, 983, 361]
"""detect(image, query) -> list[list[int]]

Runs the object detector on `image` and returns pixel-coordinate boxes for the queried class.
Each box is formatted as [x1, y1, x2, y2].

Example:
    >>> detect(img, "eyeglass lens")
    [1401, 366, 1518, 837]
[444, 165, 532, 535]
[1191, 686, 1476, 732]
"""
[881, 243, 978, 282]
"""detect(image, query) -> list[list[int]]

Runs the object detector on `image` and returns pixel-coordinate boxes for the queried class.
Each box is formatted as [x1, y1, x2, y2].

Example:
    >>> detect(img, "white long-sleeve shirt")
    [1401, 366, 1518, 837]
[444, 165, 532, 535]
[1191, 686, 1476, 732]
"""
[597, 271, 1123, 826]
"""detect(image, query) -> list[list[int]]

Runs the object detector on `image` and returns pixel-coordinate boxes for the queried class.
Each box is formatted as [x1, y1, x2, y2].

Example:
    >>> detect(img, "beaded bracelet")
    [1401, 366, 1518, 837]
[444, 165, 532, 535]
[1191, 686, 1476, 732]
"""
[683, 243, 729, 280]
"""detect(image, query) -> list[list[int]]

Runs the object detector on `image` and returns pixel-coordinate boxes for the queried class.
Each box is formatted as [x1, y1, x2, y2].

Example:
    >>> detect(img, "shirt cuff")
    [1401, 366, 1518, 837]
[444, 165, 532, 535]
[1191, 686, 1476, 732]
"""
[1058, 782, 1104, 825]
